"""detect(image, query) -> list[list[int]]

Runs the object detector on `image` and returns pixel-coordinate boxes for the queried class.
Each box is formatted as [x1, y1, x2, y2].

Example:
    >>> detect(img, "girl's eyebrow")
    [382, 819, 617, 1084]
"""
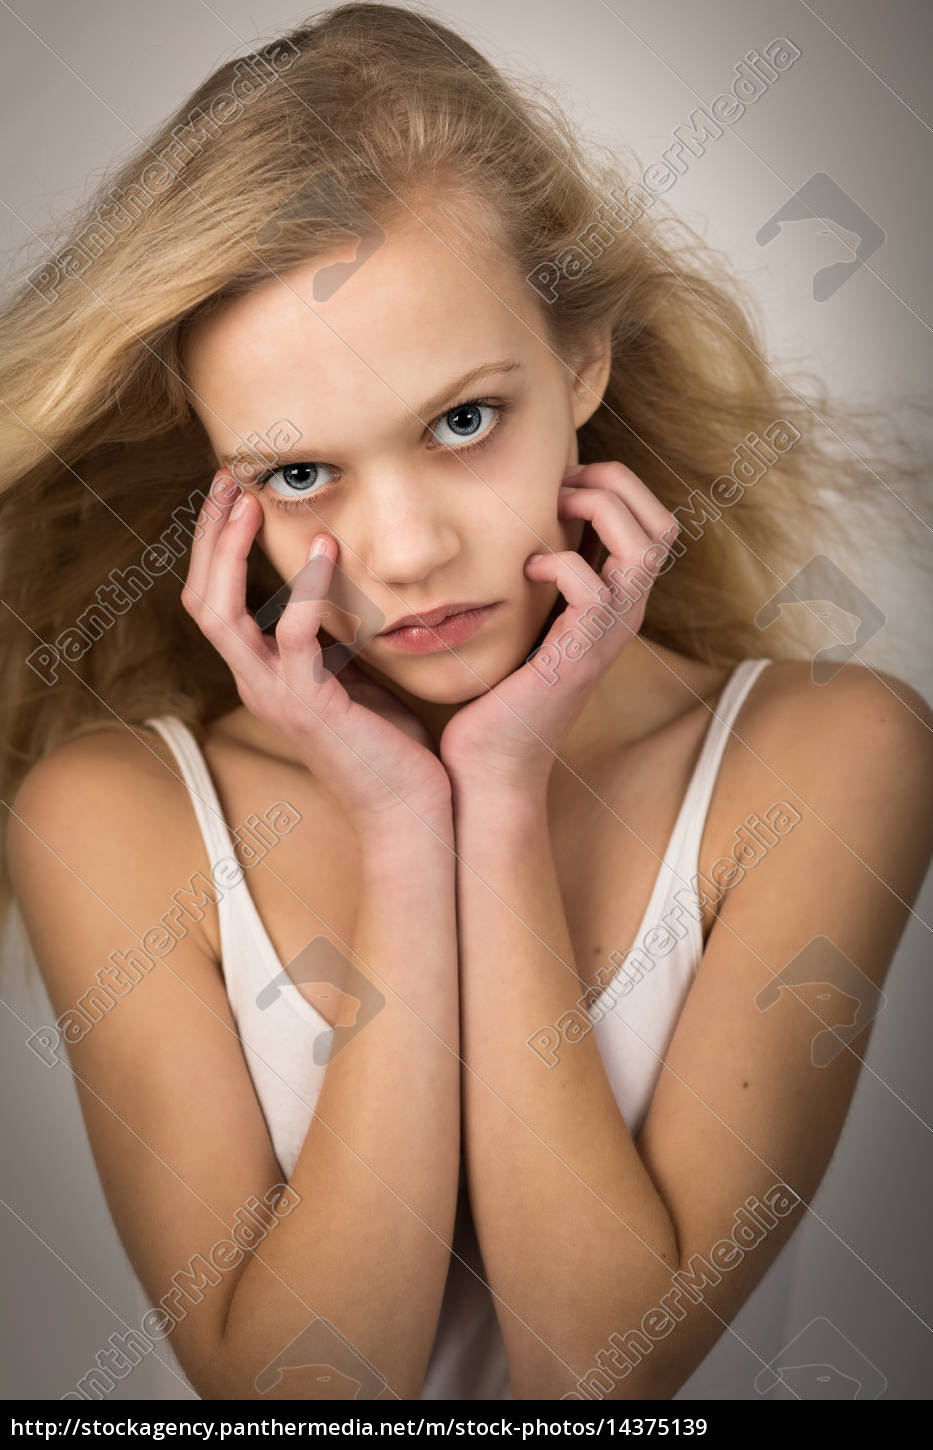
[218, 359, 525, 474]
[418, 358, 524, 417]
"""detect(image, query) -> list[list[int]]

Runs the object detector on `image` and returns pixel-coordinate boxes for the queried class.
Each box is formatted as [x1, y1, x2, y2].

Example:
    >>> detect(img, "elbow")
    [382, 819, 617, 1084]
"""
[509, 1351, 696, 1403]
[507, 1260, 706, 1402]
[187, 1329, 417, 1401]
[175, 1339, 255, 1401]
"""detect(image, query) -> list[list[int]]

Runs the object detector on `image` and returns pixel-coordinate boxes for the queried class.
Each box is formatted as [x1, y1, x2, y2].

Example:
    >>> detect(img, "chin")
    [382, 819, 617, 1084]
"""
[363, 620, 550, 703]
[357, 650, 494, 704]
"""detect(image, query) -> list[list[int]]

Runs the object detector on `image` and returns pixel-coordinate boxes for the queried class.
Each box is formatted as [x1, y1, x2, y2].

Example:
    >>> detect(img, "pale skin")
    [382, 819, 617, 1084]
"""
[8, 209, 933, 1400]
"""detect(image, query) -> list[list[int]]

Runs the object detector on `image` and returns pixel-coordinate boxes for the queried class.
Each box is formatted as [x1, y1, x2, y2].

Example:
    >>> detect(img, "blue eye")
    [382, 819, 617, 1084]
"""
[266, 462, 337, 502]
[252, 397, 508, 513]
[430, 402, 497, 449]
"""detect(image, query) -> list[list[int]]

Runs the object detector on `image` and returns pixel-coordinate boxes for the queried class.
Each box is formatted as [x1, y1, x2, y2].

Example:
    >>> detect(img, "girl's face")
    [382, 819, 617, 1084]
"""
[183, 209, 610, 704]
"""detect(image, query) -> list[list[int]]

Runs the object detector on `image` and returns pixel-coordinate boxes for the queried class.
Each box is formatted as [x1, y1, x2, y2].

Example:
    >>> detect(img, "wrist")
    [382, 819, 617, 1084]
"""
[449, 770, 550, 833]
[356, 824, 457, 899]
[351, 792, 455, 859]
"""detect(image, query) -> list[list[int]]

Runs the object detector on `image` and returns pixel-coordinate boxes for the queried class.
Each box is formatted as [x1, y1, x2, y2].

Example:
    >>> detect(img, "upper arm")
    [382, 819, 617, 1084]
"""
[633, 664, 933, 1393]
[5, 729, 291, 1397]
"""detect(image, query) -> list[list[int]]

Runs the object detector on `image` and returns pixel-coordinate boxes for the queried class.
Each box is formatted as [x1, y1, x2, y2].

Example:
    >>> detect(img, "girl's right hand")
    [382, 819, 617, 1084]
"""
[181, 475, 453, 831]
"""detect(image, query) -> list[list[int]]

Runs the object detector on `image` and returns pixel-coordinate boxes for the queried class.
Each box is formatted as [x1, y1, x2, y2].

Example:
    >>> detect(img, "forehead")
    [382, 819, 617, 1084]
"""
[182, 212, 549, 445]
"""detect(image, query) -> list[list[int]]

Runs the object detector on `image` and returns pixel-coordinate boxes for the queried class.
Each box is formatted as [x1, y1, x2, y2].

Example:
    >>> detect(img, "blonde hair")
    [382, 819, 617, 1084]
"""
[1, 2, 927, 924]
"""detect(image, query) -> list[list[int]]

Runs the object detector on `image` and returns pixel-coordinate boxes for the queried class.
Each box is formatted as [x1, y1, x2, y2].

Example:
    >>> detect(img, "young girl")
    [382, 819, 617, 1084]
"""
[3, 3, 931, 1403]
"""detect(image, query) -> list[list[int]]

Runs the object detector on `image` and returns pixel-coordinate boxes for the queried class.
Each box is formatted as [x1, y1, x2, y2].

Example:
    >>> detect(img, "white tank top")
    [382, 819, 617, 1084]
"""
[142, 656, 803, 1399]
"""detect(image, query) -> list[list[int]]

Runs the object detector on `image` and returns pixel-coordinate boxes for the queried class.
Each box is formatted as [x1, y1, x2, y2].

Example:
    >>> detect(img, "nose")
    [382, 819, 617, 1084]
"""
[357, 468, 461, 589]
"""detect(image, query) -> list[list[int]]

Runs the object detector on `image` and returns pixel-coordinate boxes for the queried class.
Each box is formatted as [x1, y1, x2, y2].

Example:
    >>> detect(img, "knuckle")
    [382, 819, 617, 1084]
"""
[275, 614, 307, 651]
[235, 677, 258, 714]
[199, 611, 225, 644]
[179, 585, 199, 617]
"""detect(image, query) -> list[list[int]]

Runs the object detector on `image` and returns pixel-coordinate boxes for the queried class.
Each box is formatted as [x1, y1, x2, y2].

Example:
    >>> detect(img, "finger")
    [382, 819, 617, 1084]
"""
[524, 547, 645, 684]
[274, 533, 338, 686]
[181, 471, 242, 611]
[182, 484, 278, 683]
[561, 461, 678, 542]
[206, 486, 263, 625]
[557, 485, 654, 573]
[524, 548, 607, 613]
[195, 485, 279, 672]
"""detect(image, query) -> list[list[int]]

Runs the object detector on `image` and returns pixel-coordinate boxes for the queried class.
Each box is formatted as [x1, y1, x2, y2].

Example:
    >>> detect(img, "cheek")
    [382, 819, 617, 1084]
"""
[256, 507, 318, 577]
[491, 426, 584, 553]
[504, 484, 585, 558]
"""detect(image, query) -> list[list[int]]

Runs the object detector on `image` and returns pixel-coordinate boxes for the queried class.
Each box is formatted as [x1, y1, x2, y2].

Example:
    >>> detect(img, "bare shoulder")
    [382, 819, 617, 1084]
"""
[709, 657, 933, 923]
[6, 722, 219, 975]
[11, 718, 189, 805]
[736, 656, 933, 763]
[718, 656, 933, 810]
[8, 722, 205, 863]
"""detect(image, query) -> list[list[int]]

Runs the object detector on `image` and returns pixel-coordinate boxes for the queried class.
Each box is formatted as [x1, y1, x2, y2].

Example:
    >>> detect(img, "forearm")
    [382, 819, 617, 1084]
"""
[219, 808, 460, 1400]
[453, 783, 678, 1398]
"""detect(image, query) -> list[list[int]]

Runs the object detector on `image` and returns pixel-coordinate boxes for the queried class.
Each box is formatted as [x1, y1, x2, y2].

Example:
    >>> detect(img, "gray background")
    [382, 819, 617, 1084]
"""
[1, 0, 931, 1400]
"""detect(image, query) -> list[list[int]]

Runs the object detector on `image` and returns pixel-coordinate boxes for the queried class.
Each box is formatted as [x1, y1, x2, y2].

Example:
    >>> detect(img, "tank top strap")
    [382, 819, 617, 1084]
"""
[670, 657, 773, 870]
[143, 717, 237, 866]
[142, 715, 245, 943]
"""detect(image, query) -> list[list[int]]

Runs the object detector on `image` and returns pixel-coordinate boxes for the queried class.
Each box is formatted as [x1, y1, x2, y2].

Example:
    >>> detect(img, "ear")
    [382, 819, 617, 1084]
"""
[569, 327, 612, 431]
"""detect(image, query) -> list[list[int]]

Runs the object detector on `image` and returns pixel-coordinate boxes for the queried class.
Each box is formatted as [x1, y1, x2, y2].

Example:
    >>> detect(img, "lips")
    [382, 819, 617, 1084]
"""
[379, 601, 494, 634]
[377, 603, 502, 654]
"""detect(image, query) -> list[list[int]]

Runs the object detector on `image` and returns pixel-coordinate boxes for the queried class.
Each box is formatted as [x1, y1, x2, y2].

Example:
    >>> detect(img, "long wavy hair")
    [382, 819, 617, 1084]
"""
[0, 2, 927, 927]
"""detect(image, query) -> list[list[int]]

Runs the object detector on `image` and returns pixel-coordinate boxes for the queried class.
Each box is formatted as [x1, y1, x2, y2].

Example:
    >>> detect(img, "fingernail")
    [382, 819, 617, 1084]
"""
[212, 473, 239, 500]
[558, 485, 577, 498]
[229, 491, 247, 519]
[308, 533, 331, 560]
[563, 463, 585, 479]
[526, 553, 544, 565]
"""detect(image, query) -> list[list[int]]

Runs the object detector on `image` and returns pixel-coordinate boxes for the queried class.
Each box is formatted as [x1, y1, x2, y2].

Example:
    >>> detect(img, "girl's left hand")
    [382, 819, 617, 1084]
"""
[438, 461, 680, 794]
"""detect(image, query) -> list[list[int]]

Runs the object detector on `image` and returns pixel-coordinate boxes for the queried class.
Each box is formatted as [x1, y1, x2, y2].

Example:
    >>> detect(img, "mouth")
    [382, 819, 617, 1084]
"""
[376, 601, 502, 654]
[379, 600, 495, 633]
